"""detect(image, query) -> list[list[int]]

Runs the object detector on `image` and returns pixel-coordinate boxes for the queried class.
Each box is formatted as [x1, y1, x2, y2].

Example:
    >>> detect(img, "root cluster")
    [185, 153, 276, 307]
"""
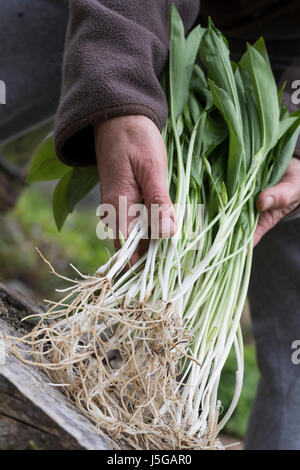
[9, 267, 220, 450]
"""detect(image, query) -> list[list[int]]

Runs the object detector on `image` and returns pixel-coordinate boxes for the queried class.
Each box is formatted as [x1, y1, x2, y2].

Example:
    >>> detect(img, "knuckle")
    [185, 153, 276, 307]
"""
[281, 201, 299, 217]
[135, 149, 165, 172]
[259, 211, 277, 231]
[147, 192, 171, 209]
[276, 192, 289, 208]
[138, 152, 157, 173]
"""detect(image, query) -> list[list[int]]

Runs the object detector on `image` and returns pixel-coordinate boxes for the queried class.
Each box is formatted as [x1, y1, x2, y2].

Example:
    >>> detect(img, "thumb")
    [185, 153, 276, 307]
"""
[257, 181, 300, 212]
[136, 158, 177, 239]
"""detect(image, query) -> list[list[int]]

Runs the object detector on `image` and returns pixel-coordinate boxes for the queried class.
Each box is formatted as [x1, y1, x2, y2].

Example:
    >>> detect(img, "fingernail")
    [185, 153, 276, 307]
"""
[263, 196, 274, 211]
[160, 217, 176, 238]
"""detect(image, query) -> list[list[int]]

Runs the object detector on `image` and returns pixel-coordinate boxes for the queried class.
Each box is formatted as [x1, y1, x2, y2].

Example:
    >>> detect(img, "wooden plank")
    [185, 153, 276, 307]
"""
[0, 283, 117, 450]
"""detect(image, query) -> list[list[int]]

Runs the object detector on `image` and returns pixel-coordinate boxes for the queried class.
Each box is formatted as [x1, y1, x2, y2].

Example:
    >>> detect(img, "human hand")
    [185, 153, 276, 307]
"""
[94, 115, 176, 258]
[254, 157, 300, 245]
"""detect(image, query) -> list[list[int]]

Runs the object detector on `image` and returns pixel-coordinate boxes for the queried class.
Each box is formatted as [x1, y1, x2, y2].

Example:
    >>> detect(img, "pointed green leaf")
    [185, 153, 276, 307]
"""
[67, 167, 99, 212]
[277, 116, 299, 141]
[278, 81, 287, 106]
[190, 65, 214, 111]
[52, 167, 99, 231]
[169, 5, 202, 121]
[200, 18, 241, 124]
[268, 120, 300, 187]
[239, 67, 262, 157]
[202, 110, 228, 156]
[27, 135, 69, 183]
[240, 44, 280, 150]
[252, 37, 271, 68]
[208, 80, 245, 196]
[235, 67, 251, 167]
[52, 170, 73, 231]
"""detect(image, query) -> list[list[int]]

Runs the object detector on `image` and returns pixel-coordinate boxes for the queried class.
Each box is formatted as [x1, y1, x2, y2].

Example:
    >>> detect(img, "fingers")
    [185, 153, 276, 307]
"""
[257, 181, 300, 212]
[94, 115, 176, 266]
[130, 121, 177, 239]
[253, 209, 285, 246]
[95, 120, 143, 249]
[100, 178, 142, 252]
[137, 158, 176, 239]
[254, 158, 300, 245]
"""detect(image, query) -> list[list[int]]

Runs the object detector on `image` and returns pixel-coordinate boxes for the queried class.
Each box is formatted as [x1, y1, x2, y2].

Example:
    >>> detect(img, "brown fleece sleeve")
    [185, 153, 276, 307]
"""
[54, 0, 200, 167]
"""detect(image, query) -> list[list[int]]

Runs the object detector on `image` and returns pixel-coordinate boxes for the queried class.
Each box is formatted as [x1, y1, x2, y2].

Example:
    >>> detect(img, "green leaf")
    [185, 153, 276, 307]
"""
[192, 64, 209, 89]
[278, 81, 287, 106]
[52, 170, 73, 231]
[267, 119, 300, 187]
[183, 103, 194, 135]
[191, 113, 206, 186]
[240, 44, 280, 150]
[191, 65, 214, 111]
[67, 167, 99, 212]
[200, 18, 241, 123]
[221, 181, 228, 205]
[239, 67, 262, 158]
[234, 67, 251, 167]
[277, 116, 299, 141]
[280, 105, 290, 120]
[52, 167, 99, 231]
[252, 37, 271, 68]
[208, 80, 244, 196]
[202, 110, 228, 156]
[169, 5, 203, 122]
[211, 144, 227, 185]
[188, 94, 202, 125]
[27, 135, 69, 183]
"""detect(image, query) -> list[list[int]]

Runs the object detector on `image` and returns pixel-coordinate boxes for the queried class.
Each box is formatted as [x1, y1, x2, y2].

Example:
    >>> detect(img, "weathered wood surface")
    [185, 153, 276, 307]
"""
[0, 283, 116, 450]
[0, 376, 83, 450]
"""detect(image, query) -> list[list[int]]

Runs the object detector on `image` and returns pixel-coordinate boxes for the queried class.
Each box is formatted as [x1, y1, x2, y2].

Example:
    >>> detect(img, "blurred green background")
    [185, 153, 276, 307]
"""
[0, 127, 260, 439]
